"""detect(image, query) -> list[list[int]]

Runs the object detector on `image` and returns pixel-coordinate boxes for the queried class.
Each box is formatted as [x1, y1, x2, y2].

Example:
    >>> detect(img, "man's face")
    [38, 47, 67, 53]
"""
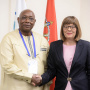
[18, 10, 36, 33]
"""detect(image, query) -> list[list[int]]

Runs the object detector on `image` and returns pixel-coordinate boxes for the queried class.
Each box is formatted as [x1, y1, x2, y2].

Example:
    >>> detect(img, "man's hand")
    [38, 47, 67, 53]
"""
[31, 74, 42, 86]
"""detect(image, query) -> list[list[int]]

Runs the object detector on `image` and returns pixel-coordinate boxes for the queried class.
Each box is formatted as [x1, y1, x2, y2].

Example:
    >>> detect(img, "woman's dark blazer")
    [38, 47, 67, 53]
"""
[41, 39, 90, 90]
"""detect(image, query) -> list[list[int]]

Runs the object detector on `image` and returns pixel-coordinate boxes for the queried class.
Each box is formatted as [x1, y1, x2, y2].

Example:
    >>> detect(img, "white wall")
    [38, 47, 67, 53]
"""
[80, 0, 90, 41]
[0, 0, 90, 86]
[0, 0, 10, 42]
[0, 0, 90, 41]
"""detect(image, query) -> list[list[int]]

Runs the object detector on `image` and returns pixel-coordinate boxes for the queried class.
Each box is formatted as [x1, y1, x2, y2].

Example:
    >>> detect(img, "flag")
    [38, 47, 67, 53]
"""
[43, 0, 58, 90]
[43, 0, 58, 44]
[13, 0, 27, 30]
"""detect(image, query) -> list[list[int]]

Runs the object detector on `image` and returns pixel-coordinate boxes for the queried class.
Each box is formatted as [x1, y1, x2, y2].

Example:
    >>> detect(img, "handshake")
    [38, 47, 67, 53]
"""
[31, 74, 42, 86]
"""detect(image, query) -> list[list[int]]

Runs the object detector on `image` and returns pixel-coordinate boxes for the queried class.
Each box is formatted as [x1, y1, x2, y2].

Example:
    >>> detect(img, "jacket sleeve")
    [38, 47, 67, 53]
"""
[87, 42, 90, 89]
[0, 36, 33, 83]
[41, 43, 56, 85]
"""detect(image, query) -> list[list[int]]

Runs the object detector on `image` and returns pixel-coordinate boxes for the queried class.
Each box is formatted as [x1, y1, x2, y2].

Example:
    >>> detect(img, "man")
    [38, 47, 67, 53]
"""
[0, 9, 51, 90]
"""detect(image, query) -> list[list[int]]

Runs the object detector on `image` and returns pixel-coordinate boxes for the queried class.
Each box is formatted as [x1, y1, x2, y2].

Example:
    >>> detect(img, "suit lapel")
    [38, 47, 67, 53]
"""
[71, 40, 83, 69]
[56, 40, 67, 68]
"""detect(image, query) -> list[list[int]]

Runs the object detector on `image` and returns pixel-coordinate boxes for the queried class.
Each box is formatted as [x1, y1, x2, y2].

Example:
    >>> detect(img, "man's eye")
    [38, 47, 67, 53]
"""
[29, 18, 34, 20]
[22, 17, 27, 19]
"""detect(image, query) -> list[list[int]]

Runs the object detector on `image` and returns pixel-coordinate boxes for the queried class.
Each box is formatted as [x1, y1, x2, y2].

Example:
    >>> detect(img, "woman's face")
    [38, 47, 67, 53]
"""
[63, 24, 77, 40]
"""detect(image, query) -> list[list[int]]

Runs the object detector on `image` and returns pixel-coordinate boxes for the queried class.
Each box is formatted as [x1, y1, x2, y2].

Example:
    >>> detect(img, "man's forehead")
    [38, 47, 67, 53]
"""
[20, 10, 34, 17]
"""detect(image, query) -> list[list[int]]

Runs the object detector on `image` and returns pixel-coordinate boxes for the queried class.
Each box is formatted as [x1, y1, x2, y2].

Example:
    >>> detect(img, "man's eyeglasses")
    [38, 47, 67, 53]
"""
[63, 25, 76, 30]
[21, 16, 35, 22]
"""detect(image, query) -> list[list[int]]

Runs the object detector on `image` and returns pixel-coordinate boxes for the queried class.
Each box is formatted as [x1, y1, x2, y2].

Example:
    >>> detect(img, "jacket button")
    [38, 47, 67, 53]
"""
[67, 77, 72, 81]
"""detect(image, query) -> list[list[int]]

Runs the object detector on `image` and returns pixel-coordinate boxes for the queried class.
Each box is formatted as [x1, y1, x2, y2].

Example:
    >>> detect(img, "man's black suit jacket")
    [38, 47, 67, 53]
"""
[41, 39, 90, 90]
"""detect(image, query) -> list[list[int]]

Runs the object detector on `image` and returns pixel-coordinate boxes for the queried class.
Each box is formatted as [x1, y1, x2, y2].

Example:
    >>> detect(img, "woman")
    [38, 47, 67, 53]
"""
[32, 16, 90, 90]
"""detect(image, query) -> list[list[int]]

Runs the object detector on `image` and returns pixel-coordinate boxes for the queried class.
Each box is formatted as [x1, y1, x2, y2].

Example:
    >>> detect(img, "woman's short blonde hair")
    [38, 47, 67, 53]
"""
[60, 16, 82, 41]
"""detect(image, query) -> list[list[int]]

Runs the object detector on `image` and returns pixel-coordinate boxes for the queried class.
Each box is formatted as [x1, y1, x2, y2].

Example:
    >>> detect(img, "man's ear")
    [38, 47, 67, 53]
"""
[35, 19, 36, 22]
[17, 17, 19, 23]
